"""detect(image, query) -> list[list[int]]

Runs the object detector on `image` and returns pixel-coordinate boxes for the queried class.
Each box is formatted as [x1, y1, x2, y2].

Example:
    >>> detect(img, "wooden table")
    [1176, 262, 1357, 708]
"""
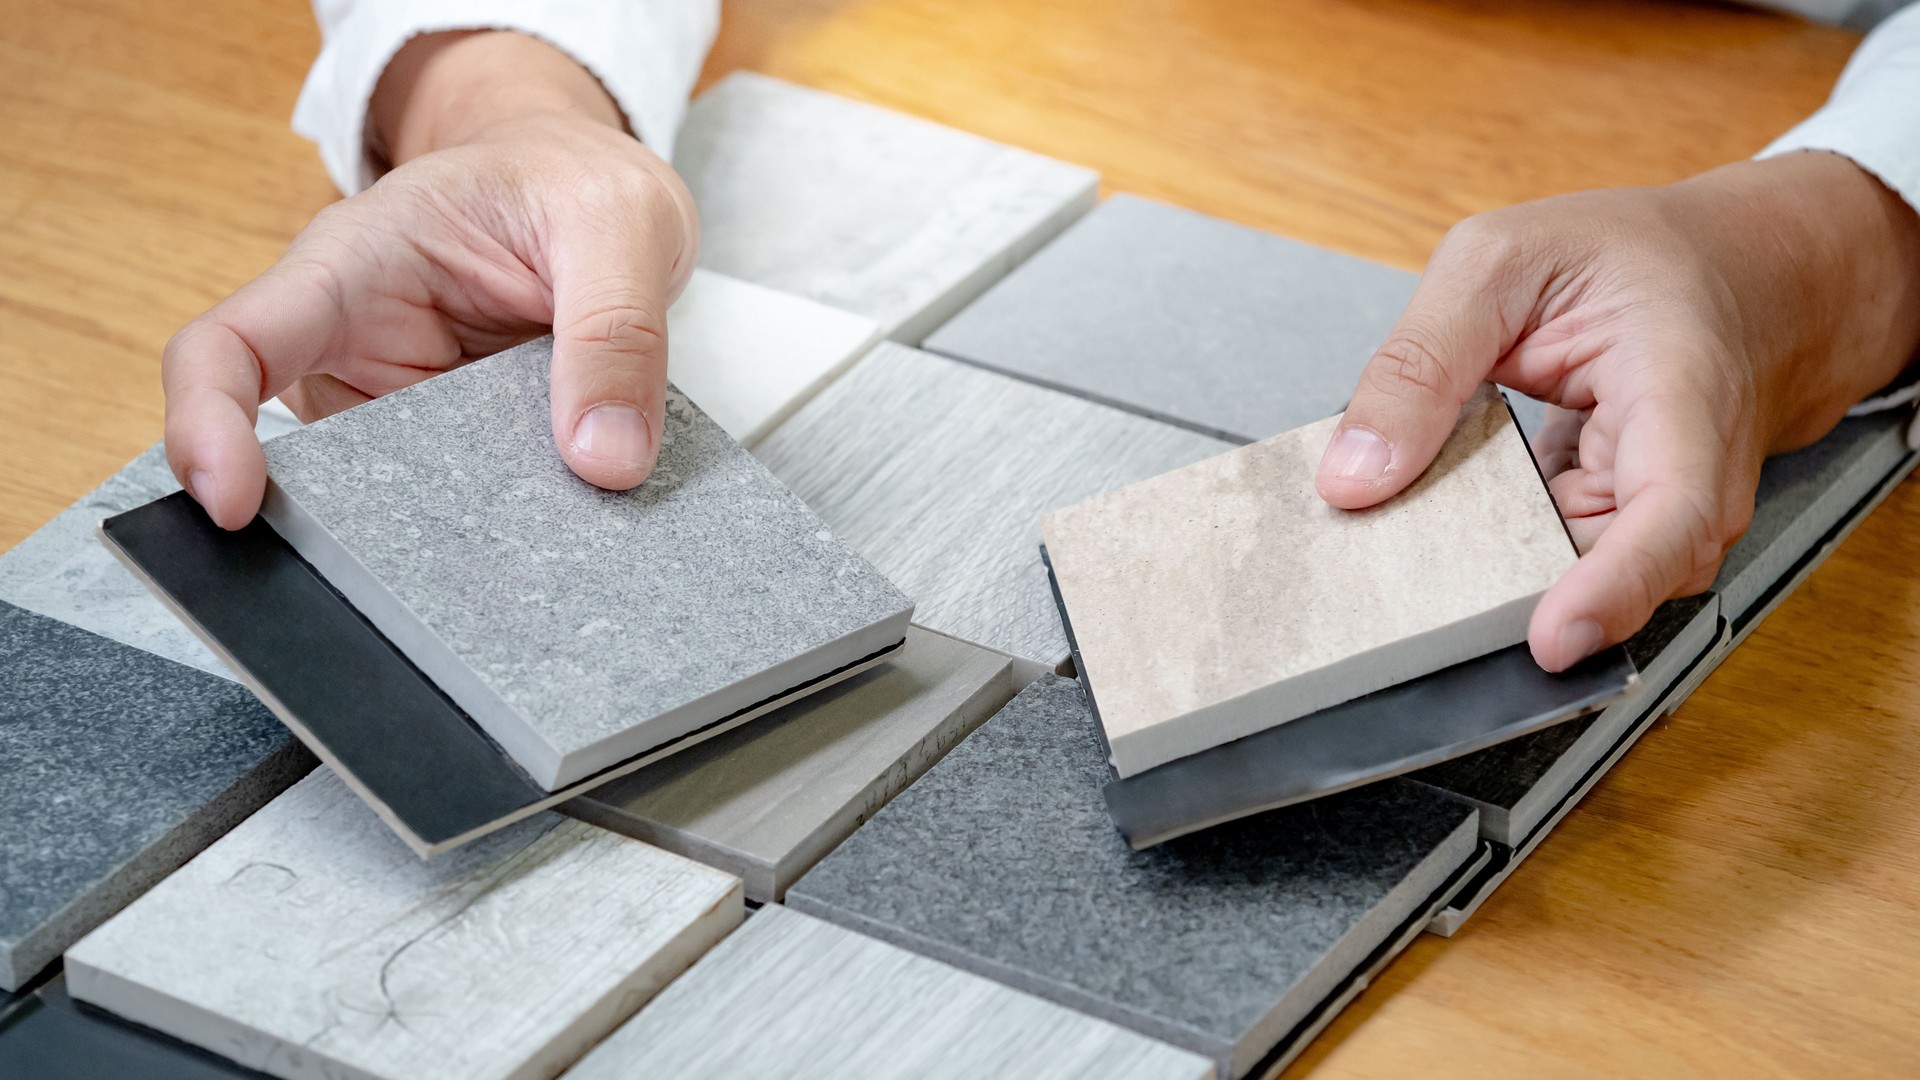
[4, 1, 1914, 1074]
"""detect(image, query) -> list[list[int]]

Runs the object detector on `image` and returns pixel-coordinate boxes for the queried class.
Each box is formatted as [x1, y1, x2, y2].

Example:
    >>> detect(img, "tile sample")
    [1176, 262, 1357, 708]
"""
[0, 978, 270, 1080]
[676, 72, 1099, 343]
[569, 905, 1216, 1080]
[0, 601, 309, 992]
[756, 343, 1232, 668]
[66, 768, 742, 1080]
[565, 626, 1011, 901]
[922, 194, 1418, 443]
[1043, 384, 1576, 777]
[257, 336, 912, 791]
[668, 268, 881, 446]
[785, 675, 1479, 1080]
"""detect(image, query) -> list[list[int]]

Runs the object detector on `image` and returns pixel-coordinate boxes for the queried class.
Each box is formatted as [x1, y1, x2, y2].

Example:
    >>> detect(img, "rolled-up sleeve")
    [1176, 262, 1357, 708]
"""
[1761, 3, 1920, 212]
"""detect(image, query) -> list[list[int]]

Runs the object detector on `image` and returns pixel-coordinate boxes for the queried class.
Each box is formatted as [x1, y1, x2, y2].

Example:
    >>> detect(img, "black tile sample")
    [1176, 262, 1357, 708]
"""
[0, 978, 269, 1079]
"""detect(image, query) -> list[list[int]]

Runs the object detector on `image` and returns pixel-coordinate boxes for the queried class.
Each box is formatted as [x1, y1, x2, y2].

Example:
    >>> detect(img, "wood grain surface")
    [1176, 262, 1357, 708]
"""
[4, 0, 1913, 1076]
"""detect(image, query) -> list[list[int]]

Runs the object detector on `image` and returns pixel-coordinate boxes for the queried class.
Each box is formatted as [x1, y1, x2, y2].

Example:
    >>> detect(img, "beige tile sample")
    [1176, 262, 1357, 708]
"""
[1043, 386, 1575, 777]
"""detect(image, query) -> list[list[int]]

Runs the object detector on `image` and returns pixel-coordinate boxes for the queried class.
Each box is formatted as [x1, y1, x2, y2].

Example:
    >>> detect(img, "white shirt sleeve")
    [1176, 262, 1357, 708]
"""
[292, 0, 720, 195]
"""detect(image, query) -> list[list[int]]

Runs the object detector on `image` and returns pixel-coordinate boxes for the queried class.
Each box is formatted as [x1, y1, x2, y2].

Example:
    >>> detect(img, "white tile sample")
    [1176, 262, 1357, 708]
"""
[259, 337, 913, 790]
[565, 626, 1011, 901]
[568, 905, 1216, 1080]
[1043, 384, 1576, 777]
[755, 343, 1233, 668]
[676, 72, 1100, 343]
[66, 768, 742, 1080]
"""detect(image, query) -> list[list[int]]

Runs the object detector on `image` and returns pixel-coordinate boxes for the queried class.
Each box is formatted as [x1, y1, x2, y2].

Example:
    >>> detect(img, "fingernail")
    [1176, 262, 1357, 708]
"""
[189, 469, 217, 508]
[1320, 426, 1392, 482]
[1558, 618, 1606, 665]
[573, 403, 651, 466]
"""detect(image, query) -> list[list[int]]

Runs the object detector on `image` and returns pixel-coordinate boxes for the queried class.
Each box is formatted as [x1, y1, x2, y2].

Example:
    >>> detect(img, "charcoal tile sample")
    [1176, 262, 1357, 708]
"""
[257, 337, 912, 791]
[677, 72, 1099, 343]
[566, 626, 1011, 902]
[756, 344, 1232, 669]
[66, 768, 742, 1080]
[0, 978, 271, 1080]
[0, 601, 309, 992]
[922, 194, 1418, 443]
[569, 905, 1217, 1080]
[785, 676, 1479, 1080]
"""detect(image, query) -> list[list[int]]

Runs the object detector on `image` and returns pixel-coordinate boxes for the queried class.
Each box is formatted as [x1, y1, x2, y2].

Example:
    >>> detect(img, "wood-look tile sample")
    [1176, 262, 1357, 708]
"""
[922, 194, 1418, 443]
[675, 72, 1099, 343]
[0, 601, 309, 992]
[1042, 385, 1576, 777]
[756, 343, 1233, 668]
[65, 768, 742, 1080]
[257, 337, 913, 791]
[0, 978, 271, 1080]
[565, 626, 1011, 902]
[569, 905, 1217, 1080]
[785, 676, 1479, 1080]
[668, 268, 880, 446]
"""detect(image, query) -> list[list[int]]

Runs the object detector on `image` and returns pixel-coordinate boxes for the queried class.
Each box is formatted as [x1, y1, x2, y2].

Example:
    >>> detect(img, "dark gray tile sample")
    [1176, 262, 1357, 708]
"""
[258, 337, 913, 790]
[785, 675, 1478, 1080]
[0, 601, 310, 991]
[0, 978, 271, 1080]
[922, 194, 1419, 443]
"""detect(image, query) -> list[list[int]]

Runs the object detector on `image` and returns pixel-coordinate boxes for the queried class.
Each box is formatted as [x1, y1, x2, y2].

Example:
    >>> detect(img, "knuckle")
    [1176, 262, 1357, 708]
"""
[1364, 332, 1457, 405]
[1438, 212, 1524, 271]
[563, 293, 668, 362]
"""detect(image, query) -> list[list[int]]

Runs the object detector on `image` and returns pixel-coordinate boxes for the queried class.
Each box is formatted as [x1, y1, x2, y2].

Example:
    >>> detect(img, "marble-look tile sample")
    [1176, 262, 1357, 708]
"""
[676, 72, 1099, 343]
[668, 268, 881, 446]
[565, 626, 1011, 901]
[258, 337, 912, 791]
[1043, 385, 1576, 777]
[785, 676, 1479, 1080]
[756, 343, 1232, 668]
[922, 194, 1418, 443]
[0, 601, 309, 992]
[66, 768, 742, 1080]
[569, 905, 1216, 1080]
[0, 978, 271, 1079]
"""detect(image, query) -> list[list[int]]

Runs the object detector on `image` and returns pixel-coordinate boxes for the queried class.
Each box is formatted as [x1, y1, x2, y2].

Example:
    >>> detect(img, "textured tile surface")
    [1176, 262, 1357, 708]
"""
[786, 676, 1478, 1079]
[66, 768, 742, 1080]
[676, 72, 1099, 343]
[757, 343, 1231, 667]
[260, 337, 912, 789]
[0, 601, 308, 992]
[570, 905, 1216, 1080]
[923, 195, 1418, 443]
[566, 626, 1010, 901]
[1043, 385, 1576, 776]
[0, 979, 270, 1079]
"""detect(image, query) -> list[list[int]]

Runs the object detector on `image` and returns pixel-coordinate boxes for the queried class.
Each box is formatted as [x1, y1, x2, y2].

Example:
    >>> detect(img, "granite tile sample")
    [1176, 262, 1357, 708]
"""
[569, 905, 1217, 1080]
[257, 336, 912, 790]
[0, 978, 271, 1080]
[0, 601, 310, 992]
[668, 268, 881, 446]
[66, 768, 742, 1080]
[785, 675, 1479, 1079]
[922, 194, 1418, 443]
[565, 626, 1011, 901]
[756, 343, 1232, 668]
[1043, 385, 1576, 777]
[676, 72, 1099, 343]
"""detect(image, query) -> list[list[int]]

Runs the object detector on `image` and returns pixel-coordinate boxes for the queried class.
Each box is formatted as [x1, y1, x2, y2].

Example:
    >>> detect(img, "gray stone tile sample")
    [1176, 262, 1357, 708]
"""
[569, 905, 1217, 1080]
[676, 72, 1100, 344]
[756, 343, 1233, 668]
[259, 336, 913, 790]
[565, 626, 1011, 902]
[0, 978, 271, 1080]
[922, 194, 1419, 443]
[785, 675, 1479, 1079]
[0, 601, 310, 992]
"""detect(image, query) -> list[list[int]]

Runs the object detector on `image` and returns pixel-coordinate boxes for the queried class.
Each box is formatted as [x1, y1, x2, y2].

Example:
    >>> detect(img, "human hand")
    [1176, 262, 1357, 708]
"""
[163, 31, 698, 530]
[1315, 153, 1920, 671]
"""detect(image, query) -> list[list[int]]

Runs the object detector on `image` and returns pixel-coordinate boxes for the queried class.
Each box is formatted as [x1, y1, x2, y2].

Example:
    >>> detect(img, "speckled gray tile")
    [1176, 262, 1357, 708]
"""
[785, 675, 1478, 1079]
[755, 344, 1232, 668]
[676, 72, 1099, 343]
[565, 626, 1011, 901]
[259, 336, 912, 791]
[922, 195, 1418, 443]
[0, 601, 310, 992]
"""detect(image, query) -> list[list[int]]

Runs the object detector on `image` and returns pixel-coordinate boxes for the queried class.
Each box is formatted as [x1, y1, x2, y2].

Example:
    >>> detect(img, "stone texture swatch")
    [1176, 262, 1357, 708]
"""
[66, 768, 742, 1080]
[569, 905, 1217, 1080]
[676, 72, 1099, 343]
[756, 343, 1232, 668]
